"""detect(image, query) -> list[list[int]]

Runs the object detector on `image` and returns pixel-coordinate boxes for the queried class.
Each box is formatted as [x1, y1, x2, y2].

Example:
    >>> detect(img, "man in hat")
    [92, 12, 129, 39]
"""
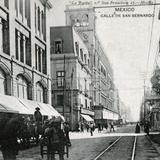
[34, 107, 42, 144]
[34, 107, 42, 123]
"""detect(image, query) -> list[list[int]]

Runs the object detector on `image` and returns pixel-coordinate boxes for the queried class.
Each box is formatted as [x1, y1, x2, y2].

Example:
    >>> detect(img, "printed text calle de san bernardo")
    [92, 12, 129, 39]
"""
[100, 7, 154, 18]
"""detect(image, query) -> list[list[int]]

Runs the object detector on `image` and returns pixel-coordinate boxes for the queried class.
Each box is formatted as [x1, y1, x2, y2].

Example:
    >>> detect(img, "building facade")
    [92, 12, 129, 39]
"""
[0, 0, 52, 106]
[142, 67, 160, 131]
[65, 5, 119, 126]
[50, 26, 94, 130]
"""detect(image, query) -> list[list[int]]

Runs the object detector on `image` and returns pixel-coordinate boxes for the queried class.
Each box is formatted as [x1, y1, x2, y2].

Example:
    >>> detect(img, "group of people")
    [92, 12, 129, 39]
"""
[135, 121, 150, 135]
[77, 122, 95, 136]
[0, 107, 71, 160]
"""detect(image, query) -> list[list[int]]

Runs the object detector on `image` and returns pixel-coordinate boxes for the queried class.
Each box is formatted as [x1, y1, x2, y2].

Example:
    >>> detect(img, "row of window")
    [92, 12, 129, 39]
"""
[15, 30, 47, 74]
[0, 68, 47, 103]
[35, 3, 45, 40]
[75, 42, 90, 65]
[15, 29, 31, 66]
[15, 0, 30, 27]
[53, 40, 90, 68]
[35, 44, 47, 74]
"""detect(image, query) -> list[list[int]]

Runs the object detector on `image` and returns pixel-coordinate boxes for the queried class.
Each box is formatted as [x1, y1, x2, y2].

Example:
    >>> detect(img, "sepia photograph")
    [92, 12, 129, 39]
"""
[0, 0, 160, 159]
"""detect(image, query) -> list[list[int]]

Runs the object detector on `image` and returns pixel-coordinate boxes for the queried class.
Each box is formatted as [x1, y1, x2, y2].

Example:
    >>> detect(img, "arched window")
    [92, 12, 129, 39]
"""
[36, 82, 44, 103]
[0, 69, 6, 94]
[17, 75, 29, 99]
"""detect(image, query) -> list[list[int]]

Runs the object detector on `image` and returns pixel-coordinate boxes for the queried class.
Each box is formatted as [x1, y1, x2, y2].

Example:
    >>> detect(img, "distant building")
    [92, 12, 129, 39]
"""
[114, 88, 120, 118]
[65, 5, 119, 126]
[50, 26, 94, 130]
[0, 0, 52, 113]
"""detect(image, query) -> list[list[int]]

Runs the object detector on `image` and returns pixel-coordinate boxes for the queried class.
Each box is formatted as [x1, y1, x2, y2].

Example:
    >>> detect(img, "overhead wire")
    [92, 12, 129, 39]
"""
[145, 0, 156, 80]
[153, 41, 160, 70]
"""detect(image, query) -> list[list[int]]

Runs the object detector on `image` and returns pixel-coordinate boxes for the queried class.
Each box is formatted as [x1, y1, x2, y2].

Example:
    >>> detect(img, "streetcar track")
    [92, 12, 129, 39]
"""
[93, 136, 137, 160]
[93, 136, 122, 160]
[131, 136, 137, 160]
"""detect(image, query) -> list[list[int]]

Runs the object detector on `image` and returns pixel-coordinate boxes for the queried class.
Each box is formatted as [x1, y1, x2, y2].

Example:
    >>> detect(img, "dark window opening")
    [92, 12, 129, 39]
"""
[57, 71, 64, 87]
[57, 95, 64, 106]
[55, 40, 62, 54]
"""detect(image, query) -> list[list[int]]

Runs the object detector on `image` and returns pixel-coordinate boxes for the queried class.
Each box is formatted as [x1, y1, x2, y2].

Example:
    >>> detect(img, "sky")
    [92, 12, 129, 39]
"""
[49, 0, 160, 121]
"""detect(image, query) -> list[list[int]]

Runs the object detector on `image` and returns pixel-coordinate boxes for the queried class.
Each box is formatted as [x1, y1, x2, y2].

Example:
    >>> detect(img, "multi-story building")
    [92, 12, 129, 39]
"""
[65, 5, 119, 126]
[143, 67, 160, 130]
[0, 0, 54, 115]
[50, 26, 94, 130]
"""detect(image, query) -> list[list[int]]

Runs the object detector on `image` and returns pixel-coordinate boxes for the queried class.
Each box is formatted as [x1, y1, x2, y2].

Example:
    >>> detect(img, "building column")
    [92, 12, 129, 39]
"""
[39, 10, 41, 37]
[40, 48, 43, 72]
[22, 0, 25, 23]
[17, 0, 19, 17]
[17, 31, 21, 61]
[22, 35, 26, 64]
[0, 17, 3, 52]
[36, 45, 39, 70]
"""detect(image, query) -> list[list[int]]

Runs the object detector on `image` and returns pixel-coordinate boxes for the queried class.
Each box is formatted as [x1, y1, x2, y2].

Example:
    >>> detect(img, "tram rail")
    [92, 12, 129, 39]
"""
[93, 136, 137, 160]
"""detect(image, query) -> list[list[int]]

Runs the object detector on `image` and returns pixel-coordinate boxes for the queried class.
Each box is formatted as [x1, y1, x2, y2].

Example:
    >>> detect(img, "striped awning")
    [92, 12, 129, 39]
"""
[81, 114, 94, 122]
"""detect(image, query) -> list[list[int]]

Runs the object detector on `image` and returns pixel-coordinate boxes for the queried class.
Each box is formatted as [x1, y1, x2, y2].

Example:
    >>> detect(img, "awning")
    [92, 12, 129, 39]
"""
[0, 94, 64, 120]
[0, 103, 19, 113]
[18, 98, 48, 116]
[0, 94, 30, 114]
[81, 114, 94, 122]
[18, 98, 65, 120]
[38, 102, 65, 121]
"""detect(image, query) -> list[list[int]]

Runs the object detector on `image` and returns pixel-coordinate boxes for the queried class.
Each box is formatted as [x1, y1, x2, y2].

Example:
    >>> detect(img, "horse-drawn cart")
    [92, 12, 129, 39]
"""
[40, 136, 69, 160]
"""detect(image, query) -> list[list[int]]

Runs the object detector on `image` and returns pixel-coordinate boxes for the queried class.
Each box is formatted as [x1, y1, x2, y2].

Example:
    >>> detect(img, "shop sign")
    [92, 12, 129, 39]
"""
[81, 108, 94, 116]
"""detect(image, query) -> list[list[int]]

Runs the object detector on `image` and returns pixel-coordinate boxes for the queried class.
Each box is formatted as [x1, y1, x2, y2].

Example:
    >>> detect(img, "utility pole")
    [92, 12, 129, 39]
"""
[70, 68, 74, 131]
[63, 55, 66, 117]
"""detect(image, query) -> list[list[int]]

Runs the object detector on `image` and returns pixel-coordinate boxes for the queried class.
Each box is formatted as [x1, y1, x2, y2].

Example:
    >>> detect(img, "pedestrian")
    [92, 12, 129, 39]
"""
[34, 107, 43, 144]
[44, 117, 66, 160]
[0, 114, 25, 160]
[93, 122, 95, 131]
[81, 122, 84, 132]
[64, 122, 71, 146]
[90, 122, 94, 136]
[34, 107, 42, 123]
[135, 122, 140, 133]
[110, 122, 115, 132]
[76, 123, 80, 132]
[98, 123, 101, 133]
[144, 121, 150, 135]
[86, 123, 89, 132]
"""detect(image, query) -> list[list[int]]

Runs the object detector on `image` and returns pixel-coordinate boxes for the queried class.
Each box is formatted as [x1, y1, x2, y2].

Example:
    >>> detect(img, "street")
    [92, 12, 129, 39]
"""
[0, 125, 160, 160]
